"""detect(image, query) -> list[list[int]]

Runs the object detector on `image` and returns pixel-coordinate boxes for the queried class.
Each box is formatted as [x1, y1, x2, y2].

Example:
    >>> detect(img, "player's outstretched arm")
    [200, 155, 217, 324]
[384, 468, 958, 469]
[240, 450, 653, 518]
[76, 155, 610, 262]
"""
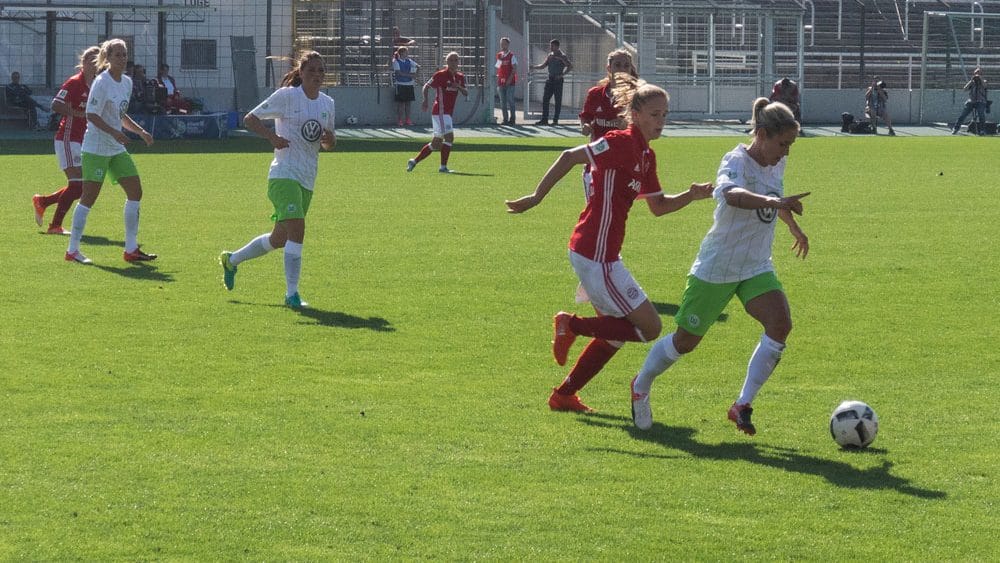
[646, 182, 714, 216]
[506, 146, 589, 213]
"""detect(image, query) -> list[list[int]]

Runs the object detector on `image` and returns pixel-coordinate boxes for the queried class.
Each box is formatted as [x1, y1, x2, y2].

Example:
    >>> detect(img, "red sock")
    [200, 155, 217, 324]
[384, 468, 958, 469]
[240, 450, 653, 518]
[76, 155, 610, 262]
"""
[50, 181, 82, 228]
[557, 339, 620, 395]
[440, 142, 452, 166]
[39, 186, 67, 208]
[568, 315, 644, 342]
[414, 143, 433, 163]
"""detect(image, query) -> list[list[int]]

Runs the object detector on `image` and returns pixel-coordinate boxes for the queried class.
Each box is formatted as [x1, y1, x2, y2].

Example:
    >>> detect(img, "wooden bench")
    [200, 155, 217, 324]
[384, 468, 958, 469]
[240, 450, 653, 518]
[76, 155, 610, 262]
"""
[0, 89, 32, 130]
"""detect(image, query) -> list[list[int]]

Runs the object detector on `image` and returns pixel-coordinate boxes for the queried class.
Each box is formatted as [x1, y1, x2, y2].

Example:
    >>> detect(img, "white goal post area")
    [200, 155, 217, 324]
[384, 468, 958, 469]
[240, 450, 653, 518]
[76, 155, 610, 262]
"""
[919, 10, 1000, 124]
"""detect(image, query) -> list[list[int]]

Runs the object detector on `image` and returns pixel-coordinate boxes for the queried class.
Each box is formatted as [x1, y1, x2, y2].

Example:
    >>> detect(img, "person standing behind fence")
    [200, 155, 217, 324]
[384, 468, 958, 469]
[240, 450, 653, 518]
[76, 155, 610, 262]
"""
[219, 51, 335, 309]
[952, 68, 989, 135]
[392, 46, 419, 126]
[864, 79, 895, 136]
[578, 48, 636, 199]
[532, 39, 572, 126]
[33, 46, 99, 235]
[406, 51, 467, 173]
[629, 98, 810, 435]
[505, 76, 714, 413]
[495, 37, 518, 125]
[64, 38, 156, 265]
[770, 77, 801, 125]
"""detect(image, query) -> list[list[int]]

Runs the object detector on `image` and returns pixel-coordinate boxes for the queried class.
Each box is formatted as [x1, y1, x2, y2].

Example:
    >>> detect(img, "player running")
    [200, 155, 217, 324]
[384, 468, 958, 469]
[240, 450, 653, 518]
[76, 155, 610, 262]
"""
[219, 51, 336, 309]
[629, 97, 810, 435]
[33, 46, 99, 235]
[64, 38, 155, 265]
[578, 48, 636, 199]
[506, 76, 714, 413]
[406, 51, 468, 173]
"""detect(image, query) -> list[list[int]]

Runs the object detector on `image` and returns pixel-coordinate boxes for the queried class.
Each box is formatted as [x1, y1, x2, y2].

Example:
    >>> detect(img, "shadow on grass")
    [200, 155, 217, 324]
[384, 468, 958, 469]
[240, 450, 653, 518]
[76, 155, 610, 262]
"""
[579, 412, 946, 499]
[653, 301, 728, 323]
[92, 262, 175, 282]
[80, 235, 125, 247]
[440, 171, 495, 177]
[228, 300, 394, 332]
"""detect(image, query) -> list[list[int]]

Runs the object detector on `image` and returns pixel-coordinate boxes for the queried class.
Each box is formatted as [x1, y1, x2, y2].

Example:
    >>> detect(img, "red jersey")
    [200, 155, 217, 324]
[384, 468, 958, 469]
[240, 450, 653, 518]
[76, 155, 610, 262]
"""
[428, 68, 465, 116]
[52, 71, 90, 143]
[579, 84, 622, 142]
[569, 126, 663, 262]
[495, 50, 517, 86]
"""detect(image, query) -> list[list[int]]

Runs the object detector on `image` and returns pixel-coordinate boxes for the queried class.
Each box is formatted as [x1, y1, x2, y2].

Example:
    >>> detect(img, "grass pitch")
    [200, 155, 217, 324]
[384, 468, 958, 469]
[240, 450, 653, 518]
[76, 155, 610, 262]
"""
[1, 133, 997, 559]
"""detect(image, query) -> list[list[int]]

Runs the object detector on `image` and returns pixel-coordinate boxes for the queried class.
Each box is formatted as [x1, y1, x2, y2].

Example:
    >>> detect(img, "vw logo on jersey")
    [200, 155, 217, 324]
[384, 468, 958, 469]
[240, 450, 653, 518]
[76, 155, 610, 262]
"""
[118, 100, 129, 117]
[756, 190, 780, 223]
[301, 119, 323, 142]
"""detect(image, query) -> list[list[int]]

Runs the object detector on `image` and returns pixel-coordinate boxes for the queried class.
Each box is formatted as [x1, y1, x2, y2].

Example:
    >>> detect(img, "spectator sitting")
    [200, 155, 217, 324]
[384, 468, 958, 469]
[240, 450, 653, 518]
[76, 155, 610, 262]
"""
[5, 71, 47, 130]
[128, 64, 164, 114]
[156, 63, 191, 114]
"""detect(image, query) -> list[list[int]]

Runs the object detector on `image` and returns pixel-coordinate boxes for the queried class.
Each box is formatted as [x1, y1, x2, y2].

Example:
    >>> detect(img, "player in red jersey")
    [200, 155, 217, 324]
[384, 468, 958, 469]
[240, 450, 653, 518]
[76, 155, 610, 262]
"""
[578, 48, 637, 199]
[32, 46, 100, 235]
[506, 75, 714, 412]
[406, 51, 468, 173]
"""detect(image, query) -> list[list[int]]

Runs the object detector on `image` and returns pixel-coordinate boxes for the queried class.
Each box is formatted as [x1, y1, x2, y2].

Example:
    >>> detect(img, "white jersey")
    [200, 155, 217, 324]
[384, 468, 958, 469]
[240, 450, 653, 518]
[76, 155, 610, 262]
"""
[690, 144, 786, 283]
[248, 86, 335, 191]
[81, 71, 132, 156]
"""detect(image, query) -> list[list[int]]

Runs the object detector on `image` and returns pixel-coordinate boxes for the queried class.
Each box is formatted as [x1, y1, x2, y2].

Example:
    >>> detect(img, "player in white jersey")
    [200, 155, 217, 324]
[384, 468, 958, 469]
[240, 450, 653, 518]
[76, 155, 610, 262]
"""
[219, 51, 336, 309]
[64, 38, 155, 265]
[630, 97, 810, 436]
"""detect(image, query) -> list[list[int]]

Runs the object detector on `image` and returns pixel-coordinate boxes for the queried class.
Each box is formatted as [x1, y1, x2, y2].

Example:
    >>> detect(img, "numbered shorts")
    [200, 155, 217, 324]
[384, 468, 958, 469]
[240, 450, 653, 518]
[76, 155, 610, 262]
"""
[54, 139, 82, 170]
[569, 250, 647, 318]
[431, 113, 454, 137]
[81, 151, 138, 184]
[675, 271, 784, 337]
[268, 178, 313, 222]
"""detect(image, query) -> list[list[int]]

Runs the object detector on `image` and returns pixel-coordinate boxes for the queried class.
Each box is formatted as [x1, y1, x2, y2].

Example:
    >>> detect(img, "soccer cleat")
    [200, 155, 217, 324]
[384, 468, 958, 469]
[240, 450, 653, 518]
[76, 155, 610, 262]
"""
[123, 246, 158, 262]
[32, 194, 45, 226]
[219, 251, 237, 290]
[438, 166, 452, 173]
[630, 376, 653, 430]
[727, 402, 756, 436]
[406, 159, 416, 172]
[551, 311, 577, 366]
[285, 292, 309, 309]
[548, 388, 594, 413]
[64, 250, 92, 264]
[46, 225, 70, 235]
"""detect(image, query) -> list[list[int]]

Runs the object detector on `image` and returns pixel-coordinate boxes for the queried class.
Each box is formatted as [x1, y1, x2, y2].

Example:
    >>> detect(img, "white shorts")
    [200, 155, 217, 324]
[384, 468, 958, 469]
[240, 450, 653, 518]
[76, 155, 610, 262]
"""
[431, 113, 454, 137]
[569, 250, 647, 318]
[54, 139, 82, 170]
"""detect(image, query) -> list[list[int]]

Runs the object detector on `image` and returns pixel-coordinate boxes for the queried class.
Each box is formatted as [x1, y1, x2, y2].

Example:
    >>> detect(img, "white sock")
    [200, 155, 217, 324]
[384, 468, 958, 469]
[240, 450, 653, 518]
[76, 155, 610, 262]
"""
[68, 203, 91, 253]
[736, 334, 785, 405]
[633, 333, 682, 394]
[284, 240, 303, 297]
[231, 233, 273, 266]
[124, 199, 140, 252]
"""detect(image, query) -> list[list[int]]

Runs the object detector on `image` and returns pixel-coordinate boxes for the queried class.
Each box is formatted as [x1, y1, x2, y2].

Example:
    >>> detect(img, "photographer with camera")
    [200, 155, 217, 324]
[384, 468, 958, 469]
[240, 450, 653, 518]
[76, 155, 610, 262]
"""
[865, 78, 895, 136]
[952, 68, 990, 135]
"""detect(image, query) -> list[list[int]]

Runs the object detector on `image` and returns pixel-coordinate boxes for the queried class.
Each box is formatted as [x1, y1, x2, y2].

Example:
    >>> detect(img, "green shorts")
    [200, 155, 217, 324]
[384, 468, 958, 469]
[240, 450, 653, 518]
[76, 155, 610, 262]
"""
[674, 272, 785, 336]
[81, 151, 138, 185]
[267, 178, 313, 222]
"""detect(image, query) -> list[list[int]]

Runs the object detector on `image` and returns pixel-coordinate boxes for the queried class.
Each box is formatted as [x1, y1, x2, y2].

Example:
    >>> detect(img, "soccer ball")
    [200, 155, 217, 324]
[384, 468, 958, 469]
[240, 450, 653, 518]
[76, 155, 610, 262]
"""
[345, 115, 359, 126]
[829, 400, 879, 448]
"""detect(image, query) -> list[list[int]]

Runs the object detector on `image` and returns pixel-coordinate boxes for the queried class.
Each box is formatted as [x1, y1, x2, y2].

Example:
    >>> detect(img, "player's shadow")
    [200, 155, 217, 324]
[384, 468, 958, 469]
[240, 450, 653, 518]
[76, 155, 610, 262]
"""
[228, 300, 394, 332]
[80, 235, 125, 247]
[579, 413, 946, 500]
[442, 171, 494, 177]
[653, 301, 728, 323]
[92, 262, 175, 282]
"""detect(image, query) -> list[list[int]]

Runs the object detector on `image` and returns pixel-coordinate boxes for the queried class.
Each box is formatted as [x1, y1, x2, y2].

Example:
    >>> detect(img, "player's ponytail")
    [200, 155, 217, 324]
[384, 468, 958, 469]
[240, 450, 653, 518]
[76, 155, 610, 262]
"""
[279, 50, 323, 87]
[612, 74, 668, 126]
[750, 96, 798, 137]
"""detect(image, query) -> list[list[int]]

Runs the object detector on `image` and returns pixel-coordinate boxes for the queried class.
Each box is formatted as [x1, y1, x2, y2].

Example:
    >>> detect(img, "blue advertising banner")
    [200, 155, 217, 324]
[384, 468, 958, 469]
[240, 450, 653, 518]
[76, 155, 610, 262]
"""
[128, 113, 228, 140]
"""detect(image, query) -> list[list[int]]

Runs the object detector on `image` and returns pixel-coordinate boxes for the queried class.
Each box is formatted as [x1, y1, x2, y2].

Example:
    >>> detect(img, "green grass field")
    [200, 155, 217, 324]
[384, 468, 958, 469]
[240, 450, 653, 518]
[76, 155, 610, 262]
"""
[1, 133, 997, 559]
